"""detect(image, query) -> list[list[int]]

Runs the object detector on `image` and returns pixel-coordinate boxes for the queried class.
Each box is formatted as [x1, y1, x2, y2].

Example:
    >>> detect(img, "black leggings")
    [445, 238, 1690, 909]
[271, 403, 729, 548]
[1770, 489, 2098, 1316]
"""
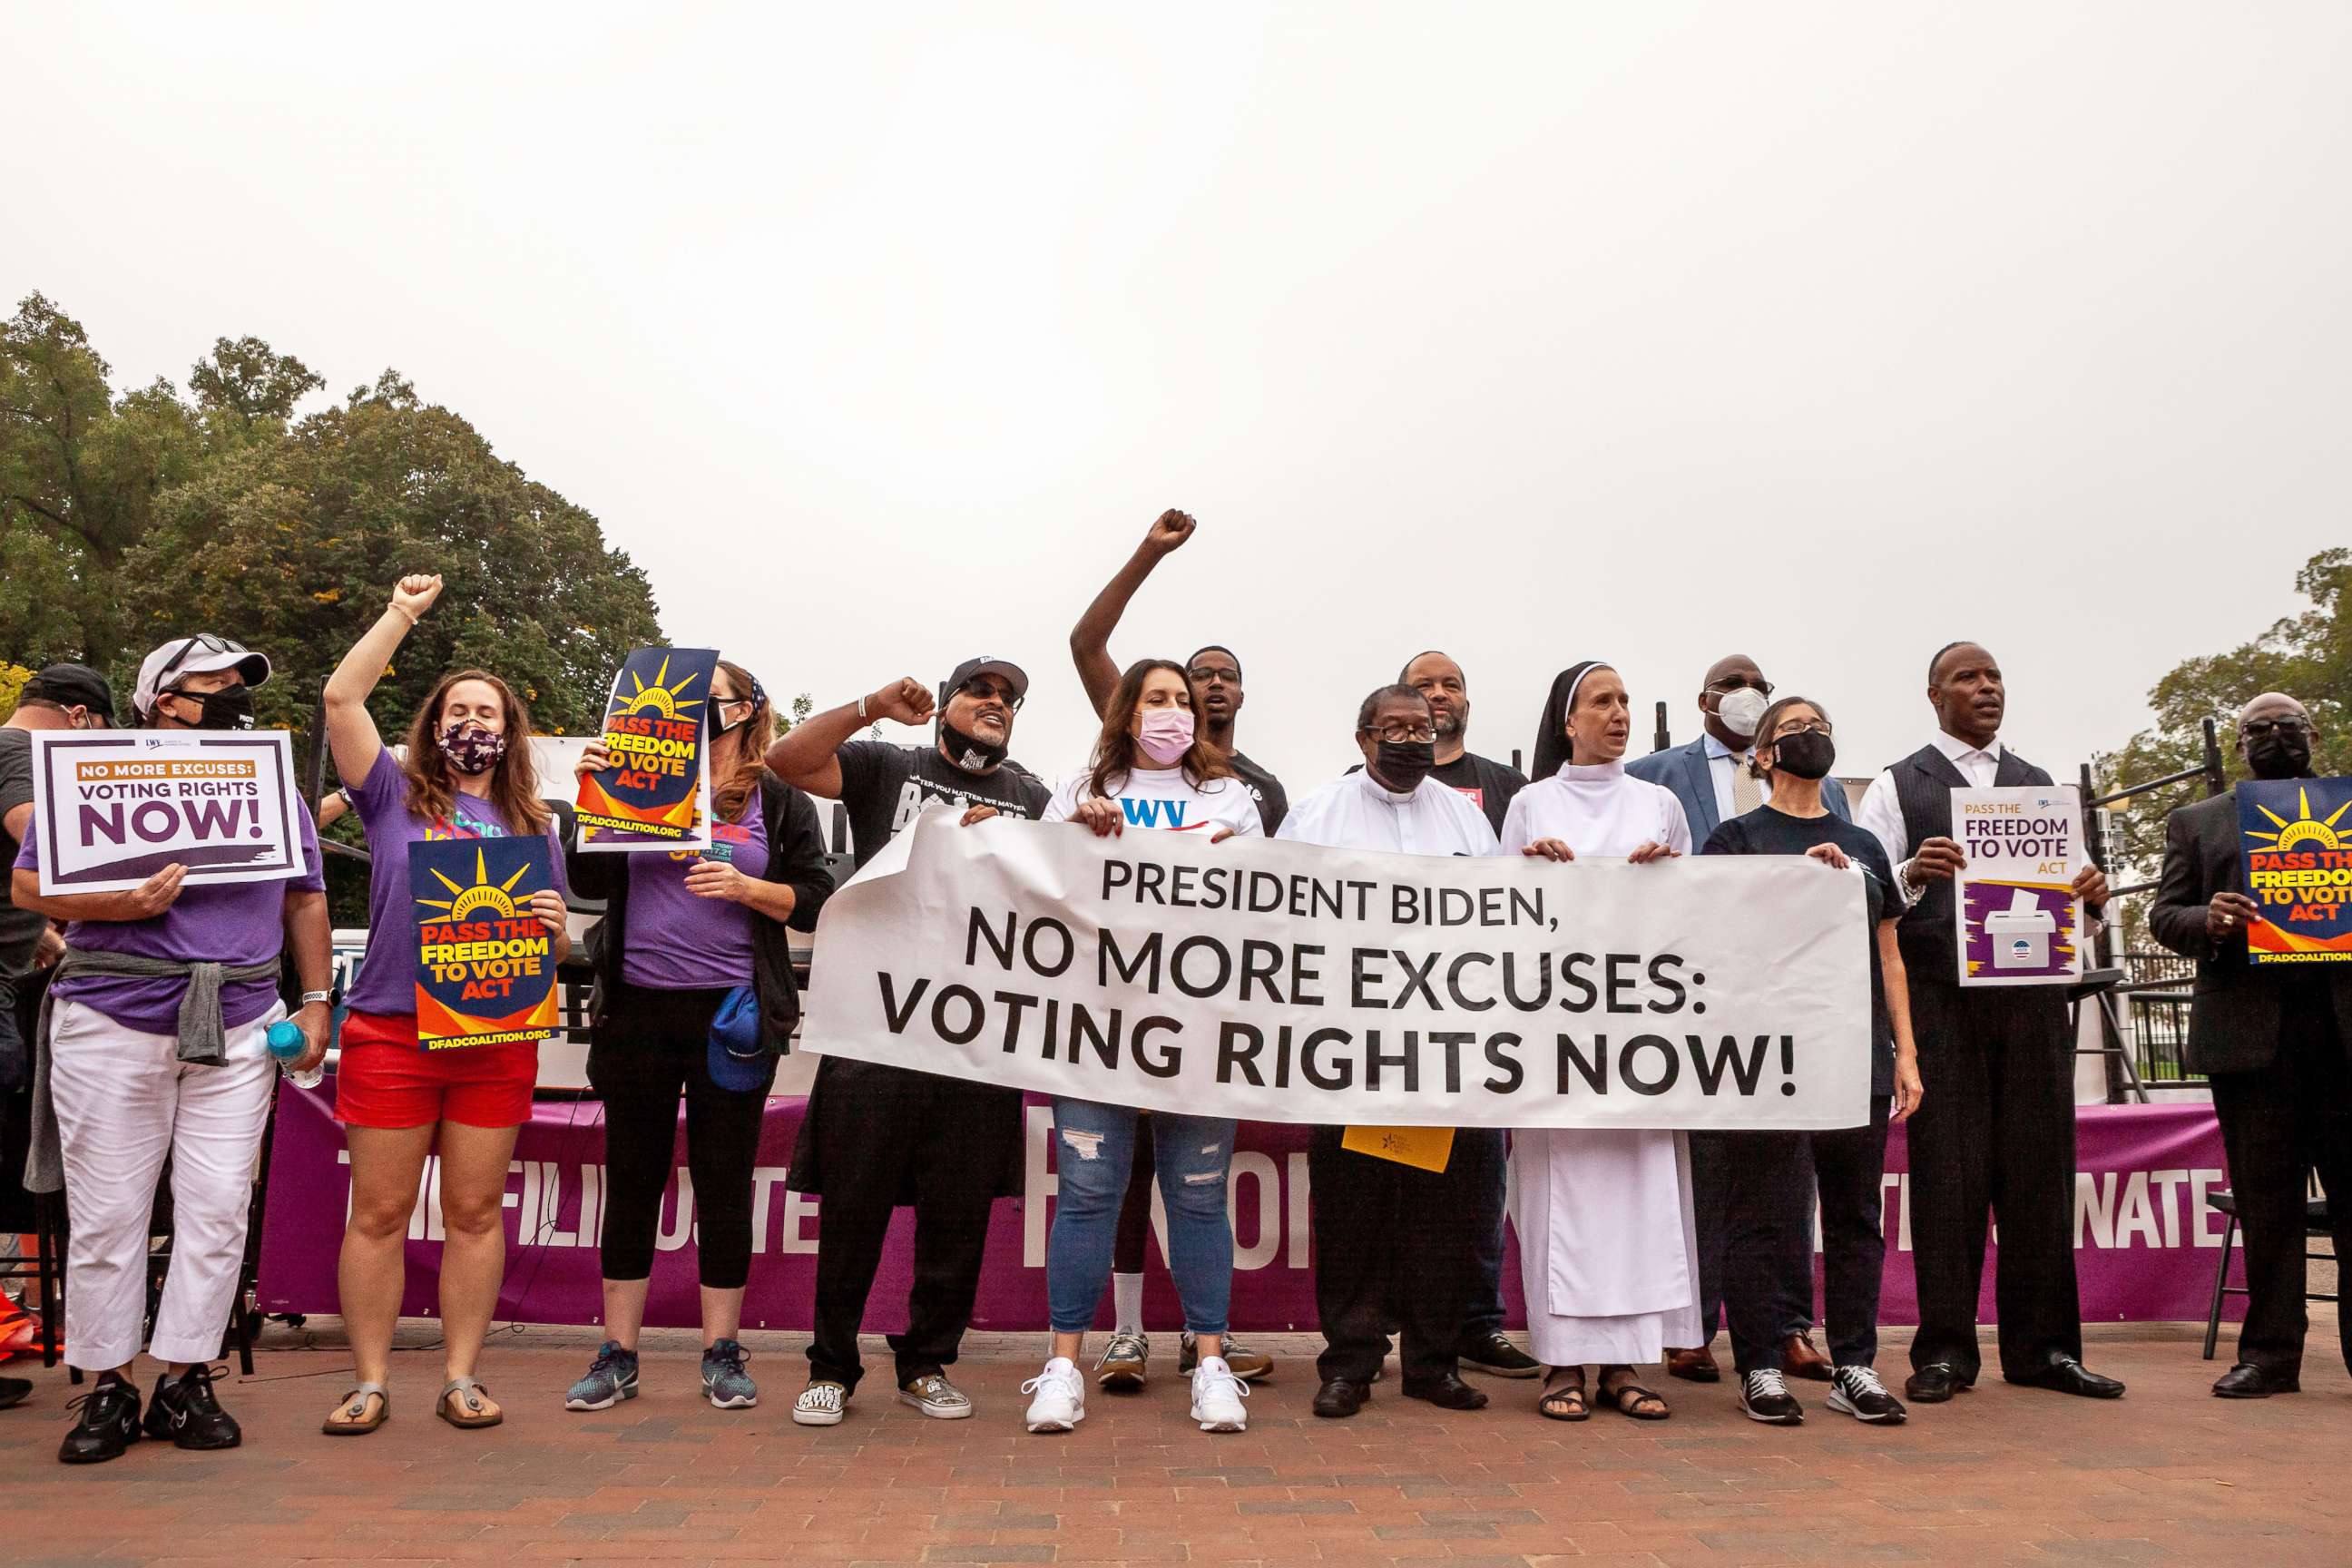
[587, 980, 775, 1290]
[1112, 1131, 1156, 1274]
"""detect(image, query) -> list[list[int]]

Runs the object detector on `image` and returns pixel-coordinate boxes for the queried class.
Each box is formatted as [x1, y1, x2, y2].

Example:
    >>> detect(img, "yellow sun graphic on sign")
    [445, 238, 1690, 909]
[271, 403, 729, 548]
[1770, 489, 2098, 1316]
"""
[416, 847, 531, 923]
[2244, 787, 2348, 854]
[611, 655, 706, 722]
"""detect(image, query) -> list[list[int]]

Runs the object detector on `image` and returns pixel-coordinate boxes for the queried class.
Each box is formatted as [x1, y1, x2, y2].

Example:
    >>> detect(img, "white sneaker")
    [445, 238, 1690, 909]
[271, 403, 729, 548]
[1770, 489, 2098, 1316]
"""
[1190, 1356, 1250, 1433]
[791, 1381, 847, 1427]
[1021, 1357, 1086, 1434]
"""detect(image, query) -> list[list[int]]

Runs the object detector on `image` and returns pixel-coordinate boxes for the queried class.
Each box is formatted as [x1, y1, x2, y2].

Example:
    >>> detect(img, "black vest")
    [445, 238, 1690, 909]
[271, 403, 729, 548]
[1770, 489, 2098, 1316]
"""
[1889, 742, 2053, 990]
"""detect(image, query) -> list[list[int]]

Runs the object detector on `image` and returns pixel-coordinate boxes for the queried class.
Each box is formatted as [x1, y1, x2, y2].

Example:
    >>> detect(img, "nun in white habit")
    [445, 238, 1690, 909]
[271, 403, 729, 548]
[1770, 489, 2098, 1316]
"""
[1500, 661, 1702, 1422]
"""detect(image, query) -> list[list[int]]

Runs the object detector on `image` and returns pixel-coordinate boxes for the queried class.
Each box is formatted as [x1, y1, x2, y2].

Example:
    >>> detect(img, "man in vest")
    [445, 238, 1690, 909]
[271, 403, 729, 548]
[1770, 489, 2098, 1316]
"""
[1855, 642, 2121, 1405]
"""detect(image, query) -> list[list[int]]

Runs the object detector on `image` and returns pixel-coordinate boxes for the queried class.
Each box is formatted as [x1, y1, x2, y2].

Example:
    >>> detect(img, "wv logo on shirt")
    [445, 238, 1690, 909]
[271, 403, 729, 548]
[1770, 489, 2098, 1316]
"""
[1119, 797, 1200, 830]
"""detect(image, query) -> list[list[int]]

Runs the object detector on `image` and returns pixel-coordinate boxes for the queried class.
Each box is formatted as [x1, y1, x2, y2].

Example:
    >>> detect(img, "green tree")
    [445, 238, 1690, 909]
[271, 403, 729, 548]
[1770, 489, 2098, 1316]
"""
[2096, 548, 2351, 924]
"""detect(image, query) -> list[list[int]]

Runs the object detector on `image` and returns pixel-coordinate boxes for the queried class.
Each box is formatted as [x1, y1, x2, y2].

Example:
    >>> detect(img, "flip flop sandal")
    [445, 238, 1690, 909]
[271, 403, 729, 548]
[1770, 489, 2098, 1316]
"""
[1537, 1372, 1590, 1422]
[1599, 1374, 1671, 1421]
[322, 1382, 388, 1436]
[437, 1376, 503, 1429]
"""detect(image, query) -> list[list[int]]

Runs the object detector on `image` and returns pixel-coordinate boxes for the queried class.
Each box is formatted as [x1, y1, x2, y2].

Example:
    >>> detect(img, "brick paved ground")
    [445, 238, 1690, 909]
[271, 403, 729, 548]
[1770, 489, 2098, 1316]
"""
[4, 1318, 2349, 1566]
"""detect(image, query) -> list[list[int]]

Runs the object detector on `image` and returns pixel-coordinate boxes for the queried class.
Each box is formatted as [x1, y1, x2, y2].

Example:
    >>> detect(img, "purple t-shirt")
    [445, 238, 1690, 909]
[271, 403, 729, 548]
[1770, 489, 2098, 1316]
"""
[14, 802, 325, 1038]
[622, 797, 769, 991]
[342, 747, 568, 1018]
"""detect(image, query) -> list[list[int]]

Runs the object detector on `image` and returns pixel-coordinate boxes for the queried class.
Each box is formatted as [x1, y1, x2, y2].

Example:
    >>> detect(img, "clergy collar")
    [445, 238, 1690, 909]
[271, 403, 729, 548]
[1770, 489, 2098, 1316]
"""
[1931, 730, 2004, 765]
[1357, 769, 1423, 806]
[1556, 759, 1628, 782]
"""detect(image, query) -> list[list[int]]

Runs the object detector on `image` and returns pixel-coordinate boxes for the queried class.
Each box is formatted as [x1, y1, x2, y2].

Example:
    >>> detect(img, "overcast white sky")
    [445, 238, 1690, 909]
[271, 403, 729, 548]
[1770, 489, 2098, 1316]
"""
[9, 4, 2347, 791]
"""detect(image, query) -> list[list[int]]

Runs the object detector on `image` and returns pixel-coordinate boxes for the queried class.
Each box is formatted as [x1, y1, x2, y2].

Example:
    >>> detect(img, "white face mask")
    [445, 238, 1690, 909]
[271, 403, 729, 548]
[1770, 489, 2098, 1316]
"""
[1715, 686, 1769, 740]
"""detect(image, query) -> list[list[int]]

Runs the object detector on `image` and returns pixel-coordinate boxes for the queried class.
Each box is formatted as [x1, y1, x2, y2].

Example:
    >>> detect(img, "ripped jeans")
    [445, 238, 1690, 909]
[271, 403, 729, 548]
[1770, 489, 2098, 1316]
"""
[1046, 1100, 1236, 1338]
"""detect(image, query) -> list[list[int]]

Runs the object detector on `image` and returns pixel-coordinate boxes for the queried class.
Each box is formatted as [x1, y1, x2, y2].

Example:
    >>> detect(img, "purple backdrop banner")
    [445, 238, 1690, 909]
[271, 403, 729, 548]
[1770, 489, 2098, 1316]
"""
[257, 1086, 2236, 1331]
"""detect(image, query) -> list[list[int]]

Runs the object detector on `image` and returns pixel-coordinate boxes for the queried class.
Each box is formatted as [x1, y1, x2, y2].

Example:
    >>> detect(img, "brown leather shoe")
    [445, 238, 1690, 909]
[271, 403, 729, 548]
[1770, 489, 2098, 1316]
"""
[1782, 1331, 1833, 1382]
[1665, 1346, 1720, 1383]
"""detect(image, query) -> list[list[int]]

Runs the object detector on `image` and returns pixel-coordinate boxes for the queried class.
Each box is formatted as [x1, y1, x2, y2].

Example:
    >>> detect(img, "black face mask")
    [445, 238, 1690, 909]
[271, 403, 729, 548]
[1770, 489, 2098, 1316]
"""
[939, 717, 1008, 773]
[1370, 739, 1436, 793]
[165, 684, 255, 731]
[2246, 728, 2313, 780]
[1770, 729, 1837, 780]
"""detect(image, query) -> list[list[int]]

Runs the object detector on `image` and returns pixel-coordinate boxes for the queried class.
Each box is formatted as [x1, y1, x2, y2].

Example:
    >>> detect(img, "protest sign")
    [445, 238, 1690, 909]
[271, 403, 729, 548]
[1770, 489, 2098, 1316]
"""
[576, 646, 717, 851]
[410, 835, 560, 1048]
[30, 730, 306, 895]
[799, 808, 1874, 1131]
[2239, 778, 2352, 965]
[1952, 785, 2084, 987]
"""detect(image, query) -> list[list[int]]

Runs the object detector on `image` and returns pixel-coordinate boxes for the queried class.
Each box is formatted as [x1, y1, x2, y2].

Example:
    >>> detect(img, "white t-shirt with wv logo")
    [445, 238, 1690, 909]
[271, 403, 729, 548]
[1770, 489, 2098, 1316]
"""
[1042, 764, 1264, 838]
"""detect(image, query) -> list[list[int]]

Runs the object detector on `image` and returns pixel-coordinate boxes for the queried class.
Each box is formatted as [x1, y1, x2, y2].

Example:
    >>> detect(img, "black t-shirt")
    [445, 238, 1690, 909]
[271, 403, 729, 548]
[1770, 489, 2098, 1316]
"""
[834, 740, 1053, 869]
[1702, 804, 1899, 1097]
[0, 727, 45, 981]
[1430, 750, 1527, 836]
[1226, 750, 1289, 837]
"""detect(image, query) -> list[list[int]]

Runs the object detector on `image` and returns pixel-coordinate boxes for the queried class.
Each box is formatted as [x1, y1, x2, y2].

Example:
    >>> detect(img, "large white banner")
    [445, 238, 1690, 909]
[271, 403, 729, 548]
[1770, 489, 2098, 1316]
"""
[30, 730, 307, 895]
[800, 808, 1875, 1130]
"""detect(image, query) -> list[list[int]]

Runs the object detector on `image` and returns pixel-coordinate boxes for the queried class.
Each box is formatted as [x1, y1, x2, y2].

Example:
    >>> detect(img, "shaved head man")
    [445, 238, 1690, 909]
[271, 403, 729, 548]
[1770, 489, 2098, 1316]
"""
[1399, 651, 1527, 837]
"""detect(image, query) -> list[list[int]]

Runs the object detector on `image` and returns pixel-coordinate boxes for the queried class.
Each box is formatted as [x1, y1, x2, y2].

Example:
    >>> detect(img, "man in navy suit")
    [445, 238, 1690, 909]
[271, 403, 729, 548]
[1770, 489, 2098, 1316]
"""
[1630, 653, 1849, 1386]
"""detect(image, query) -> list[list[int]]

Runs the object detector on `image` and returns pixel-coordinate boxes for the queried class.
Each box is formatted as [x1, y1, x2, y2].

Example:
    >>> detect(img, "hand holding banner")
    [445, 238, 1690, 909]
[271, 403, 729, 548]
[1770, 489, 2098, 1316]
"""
[411, 836, 560, 1047]
[2239, 778, 2352, 964]
[30, 730, 306, 894]
[800, 808, 1874, 1131]
[577, 646, 718, 851]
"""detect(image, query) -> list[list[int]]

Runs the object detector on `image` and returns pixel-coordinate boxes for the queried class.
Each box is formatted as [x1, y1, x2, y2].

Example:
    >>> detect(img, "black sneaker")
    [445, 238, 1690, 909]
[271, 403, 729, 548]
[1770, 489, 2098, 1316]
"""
[0, 1375, 32, 1410]
[1828, 1365, 1907, 1425]
[1457, 1330, 1541, 1378]
[60, 1373, 143, 1464]
[1736, 1368, 1804, 1425]
[143, 1364, 242, 1450]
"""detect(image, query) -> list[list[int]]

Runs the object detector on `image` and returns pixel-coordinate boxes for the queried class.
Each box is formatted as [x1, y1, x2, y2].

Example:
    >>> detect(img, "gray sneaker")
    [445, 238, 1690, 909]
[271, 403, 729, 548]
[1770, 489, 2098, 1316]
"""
[701, 1338, 758, 1409]
[897, 1371, 975, 1420]
[565, 1341, 640, 1411]
[1096, 1332, 1149, 1391]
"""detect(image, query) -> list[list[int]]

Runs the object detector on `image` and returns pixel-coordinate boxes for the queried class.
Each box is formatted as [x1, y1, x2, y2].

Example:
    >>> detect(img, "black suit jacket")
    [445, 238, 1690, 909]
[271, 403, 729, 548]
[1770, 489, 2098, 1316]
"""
[2149, 789, 2352, 1074]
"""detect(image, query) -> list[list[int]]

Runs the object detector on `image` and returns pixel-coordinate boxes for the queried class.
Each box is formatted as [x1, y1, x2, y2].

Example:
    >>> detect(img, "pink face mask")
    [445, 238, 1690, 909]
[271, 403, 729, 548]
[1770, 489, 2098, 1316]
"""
[1136, 707, 1195, 765]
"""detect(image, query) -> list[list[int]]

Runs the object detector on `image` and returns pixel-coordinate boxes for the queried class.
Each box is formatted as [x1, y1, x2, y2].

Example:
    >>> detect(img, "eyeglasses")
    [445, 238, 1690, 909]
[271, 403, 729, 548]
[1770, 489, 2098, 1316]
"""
[2242, 717, 2313, 739]
[1188, 665, 1240, 686]
[1707, 676, 1775, 697]
[959, 680, 1024, 710]
[154, 633, 248, 688]
[1770, 719, 1832, 738]
[1368, 722, 1438, 744]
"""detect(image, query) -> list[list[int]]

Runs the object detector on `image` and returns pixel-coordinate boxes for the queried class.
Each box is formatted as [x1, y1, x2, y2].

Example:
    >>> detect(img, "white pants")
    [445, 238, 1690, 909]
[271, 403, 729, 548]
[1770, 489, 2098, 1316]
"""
[48, 999, 279, 1371]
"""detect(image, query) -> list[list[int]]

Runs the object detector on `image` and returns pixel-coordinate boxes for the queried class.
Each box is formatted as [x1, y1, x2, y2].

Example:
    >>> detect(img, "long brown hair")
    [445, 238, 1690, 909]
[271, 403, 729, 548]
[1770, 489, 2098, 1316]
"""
[1085, 659, 1232, 801]
[397, 668, 552, 836]
[710, 659, 774, 825]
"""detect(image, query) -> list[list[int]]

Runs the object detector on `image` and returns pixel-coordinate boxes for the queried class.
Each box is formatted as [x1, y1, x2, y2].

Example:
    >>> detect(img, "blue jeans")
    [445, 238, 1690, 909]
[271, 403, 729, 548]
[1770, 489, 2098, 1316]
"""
[1046, 1101, 1236, 1337]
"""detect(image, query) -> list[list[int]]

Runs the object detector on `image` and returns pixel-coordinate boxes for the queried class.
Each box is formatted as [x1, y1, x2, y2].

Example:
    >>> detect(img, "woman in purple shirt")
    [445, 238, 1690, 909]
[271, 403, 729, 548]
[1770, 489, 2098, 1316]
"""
[319, 573, 572, 1436]
[559, 660, 832, 1415]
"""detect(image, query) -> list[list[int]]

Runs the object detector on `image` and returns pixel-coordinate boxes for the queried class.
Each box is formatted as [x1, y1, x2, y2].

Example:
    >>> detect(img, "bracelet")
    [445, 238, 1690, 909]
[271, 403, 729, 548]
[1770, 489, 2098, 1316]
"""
[299, 990, 332, 1006]
[388, 603, 417, 627]
[858, 692, 869, 720]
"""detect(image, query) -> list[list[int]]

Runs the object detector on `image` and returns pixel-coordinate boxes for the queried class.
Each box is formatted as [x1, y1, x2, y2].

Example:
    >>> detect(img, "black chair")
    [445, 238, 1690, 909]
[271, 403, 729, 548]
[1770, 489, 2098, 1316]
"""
[2201, 1186, 2337, 1359]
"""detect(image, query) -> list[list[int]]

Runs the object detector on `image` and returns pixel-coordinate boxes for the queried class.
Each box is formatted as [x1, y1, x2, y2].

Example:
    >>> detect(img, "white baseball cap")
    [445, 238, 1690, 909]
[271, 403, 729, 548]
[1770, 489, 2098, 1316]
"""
[133, 633, 273, 719]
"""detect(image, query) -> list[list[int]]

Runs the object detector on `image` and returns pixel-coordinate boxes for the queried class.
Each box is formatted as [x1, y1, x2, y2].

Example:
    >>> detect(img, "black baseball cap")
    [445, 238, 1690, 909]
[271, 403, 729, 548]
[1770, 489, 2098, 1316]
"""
[942, 656, 1029, 705]
[22, 662, 116, 720]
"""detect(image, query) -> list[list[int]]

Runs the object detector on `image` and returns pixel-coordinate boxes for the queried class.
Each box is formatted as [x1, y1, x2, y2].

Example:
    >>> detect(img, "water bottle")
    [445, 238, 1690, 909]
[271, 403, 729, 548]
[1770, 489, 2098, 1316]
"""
[268, 1019, 323, 1090]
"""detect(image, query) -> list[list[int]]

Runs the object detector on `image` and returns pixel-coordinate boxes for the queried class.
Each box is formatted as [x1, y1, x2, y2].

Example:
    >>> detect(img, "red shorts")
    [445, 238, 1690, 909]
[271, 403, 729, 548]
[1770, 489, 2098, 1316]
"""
[334, 1011, 540, 1130]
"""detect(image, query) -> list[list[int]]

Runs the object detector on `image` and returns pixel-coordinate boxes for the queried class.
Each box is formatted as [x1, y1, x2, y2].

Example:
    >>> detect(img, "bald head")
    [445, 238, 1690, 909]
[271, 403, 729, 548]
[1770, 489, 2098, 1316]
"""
[2239, 691, 2318, 780]
[1926, 642, 2004, 748]
[2240, 691, 2308, 727]
[1698, 652, 1769, 749]
[1402, 650, 1470, 758]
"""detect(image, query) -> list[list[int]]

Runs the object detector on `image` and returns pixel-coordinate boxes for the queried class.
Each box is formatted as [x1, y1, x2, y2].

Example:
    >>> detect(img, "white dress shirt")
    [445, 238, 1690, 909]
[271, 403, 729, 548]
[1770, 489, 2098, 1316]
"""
[1856, 730, 2005, 901]
[1702, 732, 1746, 826]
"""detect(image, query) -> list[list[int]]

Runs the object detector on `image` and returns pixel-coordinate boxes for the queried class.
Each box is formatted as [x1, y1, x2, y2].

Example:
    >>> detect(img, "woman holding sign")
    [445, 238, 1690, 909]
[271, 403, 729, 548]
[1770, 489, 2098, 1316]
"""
[1502, 662, 1699, 1423]
[975, 659, 1259, 1436]
[561, 660, 832, 1416]
[319, 573, 572, 1436]
[1700, 696, 1921, 1427]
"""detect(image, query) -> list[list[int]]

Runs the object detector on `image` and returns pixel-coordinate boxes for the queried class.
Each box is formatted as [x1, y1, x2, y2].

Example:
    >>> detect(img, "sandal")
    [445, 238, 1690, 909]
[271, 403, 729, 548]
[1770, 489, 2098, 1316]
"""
[437, 1376, 503, 1429]
[1598, 1365, 1671, 1421]
[322, 1382, 388, 1436]
[1537, 1367, 1590, 1422]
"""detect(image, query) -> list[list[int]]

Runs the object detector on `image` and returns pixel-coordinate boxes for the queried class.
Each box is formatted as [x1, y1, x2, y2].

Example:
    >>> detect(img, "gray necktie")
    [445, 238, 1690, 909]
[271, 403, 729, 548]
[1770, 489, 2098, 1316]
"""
[1730, 753, 1763, 818]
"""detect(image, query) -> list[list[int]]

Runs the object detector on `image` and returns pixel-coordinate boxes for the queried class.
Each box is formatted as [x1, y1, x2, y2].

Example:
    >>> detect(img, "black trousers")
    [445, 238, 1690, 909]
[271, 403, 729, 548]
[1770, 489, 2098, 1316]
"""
[587, 981, 773, 1290]
[1308, 1127, 1502, 1387]
[806, 1060, 1003, 1394]
[2210, 991, 2352, 1378]
[1688, 1130, 1818, 1348]
[1904, 985, 2082, 1379]
[1721, 1097, 1891, 1374]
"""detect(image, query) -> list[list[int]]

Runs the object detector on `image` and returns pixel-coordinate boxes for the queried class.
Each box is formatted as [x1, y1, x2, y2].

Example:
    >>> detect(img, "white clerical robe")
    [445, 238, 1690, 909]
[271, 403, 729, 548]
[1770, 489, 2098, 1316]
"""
[1500, 760, 1704, 1366]
[1278, 769, 1502, 857]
